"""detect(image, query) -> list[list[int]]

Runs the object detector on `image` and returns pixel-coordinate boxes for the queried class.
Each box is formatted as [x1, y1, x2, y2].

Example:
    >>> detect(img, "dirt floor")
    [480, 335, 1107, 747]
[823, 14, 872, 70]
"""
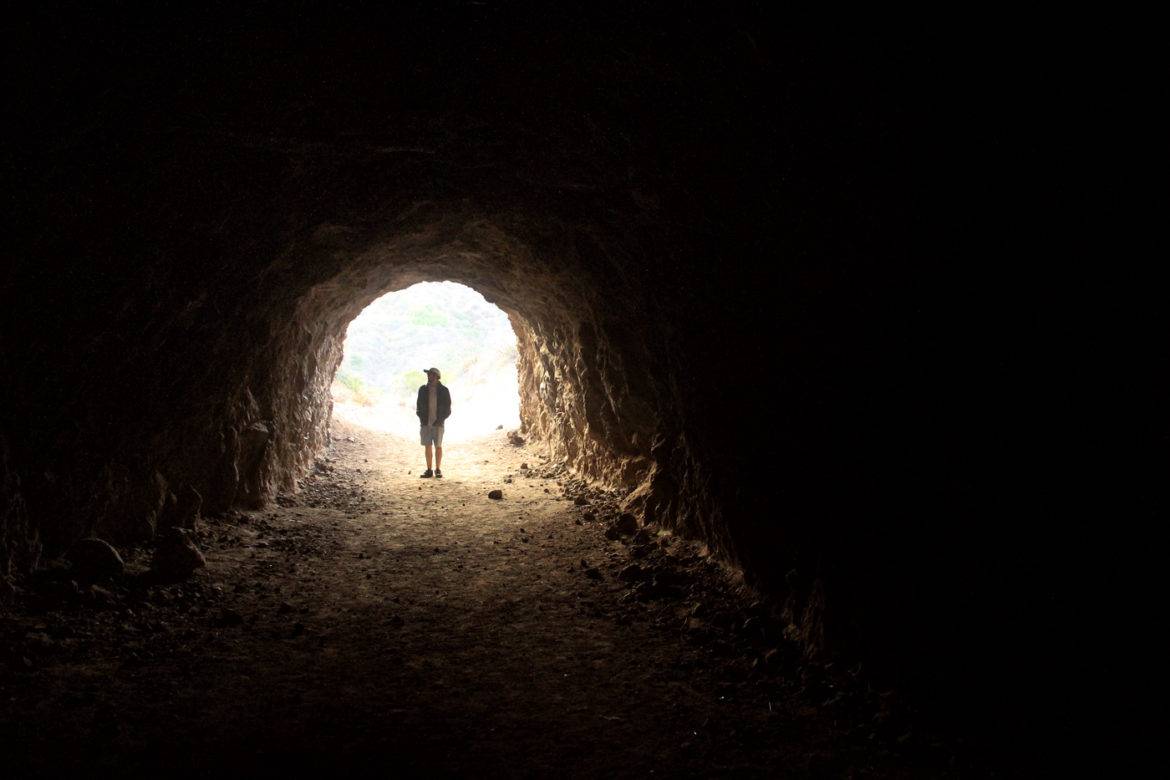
[1, 421, 979, 778]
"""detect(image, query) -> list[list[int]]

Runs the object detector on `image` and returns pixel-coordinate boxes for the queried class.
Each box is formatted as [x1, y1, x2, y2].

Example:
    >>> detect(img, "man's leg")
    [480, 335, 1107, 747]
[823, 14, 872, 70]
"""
[435, 446, 442, 470]
[424, 443, 433, 470]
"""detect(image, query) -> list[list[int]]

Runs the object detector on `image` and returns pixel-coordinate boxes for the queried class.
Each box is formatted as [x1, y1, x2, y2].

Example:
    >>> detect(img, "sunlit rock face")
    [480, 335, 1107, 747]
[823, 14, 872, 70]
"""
[4, 7, 1049, 712]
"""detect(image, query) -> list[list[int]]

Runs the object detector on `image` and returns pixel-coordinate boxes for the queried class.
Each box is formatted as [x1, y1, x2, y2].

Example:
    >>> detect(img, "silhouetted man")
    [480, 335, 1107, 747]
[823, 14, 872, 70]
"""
[417, 367, 451, 478]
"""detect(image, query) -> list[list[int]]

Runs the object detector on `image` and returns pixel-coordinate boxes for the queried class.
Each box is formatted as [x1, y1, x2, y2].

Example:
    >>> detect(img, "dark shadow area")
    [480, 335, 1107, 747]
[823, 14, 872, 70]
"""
[1, 4, 1143, 775]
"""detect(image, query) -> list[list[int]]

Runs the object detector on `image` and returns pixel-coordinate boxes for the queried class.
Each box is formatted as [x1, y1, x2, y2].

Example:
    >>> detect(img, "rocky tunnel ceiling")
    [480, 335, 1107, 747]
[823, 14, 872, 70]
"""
[1, 6, 1095, 735]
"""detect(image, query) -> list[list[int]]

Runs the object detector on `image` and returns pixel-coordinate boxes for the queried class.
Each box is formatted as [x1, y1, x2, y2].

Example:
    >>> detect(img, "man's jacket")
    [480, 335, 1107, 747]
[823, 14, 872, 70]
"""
[416, 383, 452, 426]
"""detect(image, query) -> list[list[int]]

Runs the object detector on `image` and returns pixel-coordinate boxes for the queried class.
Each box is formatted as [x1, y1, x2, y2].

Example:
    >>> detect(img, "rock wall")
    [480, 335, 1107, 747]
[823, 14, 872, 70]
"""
[1, 435, 37, 577]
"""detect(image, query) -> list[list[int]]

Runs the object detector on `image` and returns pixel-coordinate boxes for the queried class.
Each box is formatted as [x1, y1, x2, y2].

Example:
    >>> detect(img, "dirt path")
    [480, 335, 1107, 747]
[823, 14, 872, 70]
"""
[2, 421, 959, 778]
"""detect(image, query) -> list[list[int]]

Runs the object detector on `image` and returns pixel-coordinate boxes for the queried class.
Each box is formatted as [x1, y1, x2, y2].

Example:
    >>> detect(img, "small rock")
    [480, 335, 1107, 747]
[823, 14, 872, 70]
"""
[24, 631, 57, 655]
[573, 496, 589, 506]
[67, 538, 125, 582]
[496, 424, 503, 430]
[583, 511, 596, 523]
[614, 513, 638, 535]
[618, 564, 647, 582]
[84, 584, 117, 608]
[520, 463, 528, 470]
[655, 568, 693, 589]
[508, 431, 525, 446]
[488, 489, 504, 500]
[152, 528, 207, 581]
[218, 609, 245, 627]
[605, 513, 638, 539]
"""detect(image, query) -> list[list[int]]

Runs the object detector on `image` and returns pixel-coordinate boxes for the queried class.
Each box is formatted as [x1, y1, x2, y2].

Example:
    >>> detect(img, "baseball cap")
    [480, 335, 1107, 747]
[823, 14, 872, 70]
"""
[424, 367, 441, 378]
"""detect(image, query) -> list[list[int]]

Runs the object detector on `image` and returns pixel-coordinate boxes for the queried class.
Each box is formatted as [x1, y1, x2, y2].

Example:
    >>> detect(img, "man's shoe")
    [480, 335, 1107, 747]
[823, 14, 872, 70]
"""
[420, 469, 433, 478]
[435, 469, 443, 479]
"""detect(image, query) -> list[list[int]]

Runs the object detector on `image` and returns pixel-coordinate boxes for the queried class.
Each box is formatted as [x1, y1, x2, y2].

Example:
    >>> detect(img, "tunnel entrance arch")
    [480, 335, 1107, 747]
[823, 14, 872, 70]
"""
[330, 281, 521, 442]
[275, 218, 662, 514]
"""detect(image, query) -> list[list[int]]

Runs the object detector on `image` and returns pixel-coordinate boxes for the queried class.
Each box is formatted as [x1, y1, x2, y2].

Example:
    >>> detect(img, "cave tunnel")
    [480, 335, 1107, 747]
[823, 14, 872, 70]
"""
[1, 5, 1132, 776]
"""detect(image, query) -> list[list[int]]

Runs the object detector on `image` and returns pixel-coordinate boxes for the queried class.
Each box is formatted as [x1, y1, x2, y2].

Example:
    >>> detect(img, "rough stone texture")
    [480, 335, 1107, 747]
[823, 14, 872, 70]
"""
[151, 528, 207, 582]
[161, 484, 203, 532]
[1, 434, 38, 576]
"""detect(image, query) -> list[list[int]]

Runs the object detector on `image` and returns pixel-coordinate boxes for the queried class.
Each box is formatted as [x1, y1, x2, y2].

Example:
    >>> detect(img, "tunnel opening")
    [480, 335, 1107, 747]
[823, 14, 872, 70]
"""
[329, 281, 521, 442]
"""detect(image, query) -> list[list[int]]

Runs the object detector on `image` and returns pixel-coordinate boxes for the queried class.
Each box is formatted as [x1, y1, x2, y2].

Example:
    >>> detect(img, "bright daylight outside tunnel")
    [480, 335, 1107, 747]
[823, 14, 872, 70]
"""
[330, 282, 521, 441]
[2, 6, 1129, 777]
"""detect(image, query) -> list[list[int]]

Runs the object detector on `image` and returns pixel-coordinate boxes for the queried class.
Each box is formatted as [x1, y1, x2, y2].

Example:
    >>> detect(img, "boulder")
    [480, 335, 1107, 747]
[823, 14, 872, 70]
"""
[66, 538, 125, 582]
[174, 485, 203, 530]
[605, 512, 638, 538]
[488, 489, 504, 500]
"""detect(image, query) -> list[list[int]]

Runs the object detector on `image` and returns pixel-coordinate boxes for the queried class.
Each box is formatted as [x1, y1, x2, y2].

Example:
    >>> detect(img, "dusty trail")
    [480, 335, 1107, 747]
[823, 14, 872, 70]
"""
[2, 421, 948, 778]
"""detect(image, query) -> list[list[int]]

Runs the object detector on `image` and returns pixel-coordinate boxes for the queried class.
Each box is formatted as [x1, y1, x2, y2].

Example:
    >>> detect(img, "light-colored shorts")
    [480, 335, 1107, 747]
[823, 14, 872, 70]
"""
[420, 424, 444, 446]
